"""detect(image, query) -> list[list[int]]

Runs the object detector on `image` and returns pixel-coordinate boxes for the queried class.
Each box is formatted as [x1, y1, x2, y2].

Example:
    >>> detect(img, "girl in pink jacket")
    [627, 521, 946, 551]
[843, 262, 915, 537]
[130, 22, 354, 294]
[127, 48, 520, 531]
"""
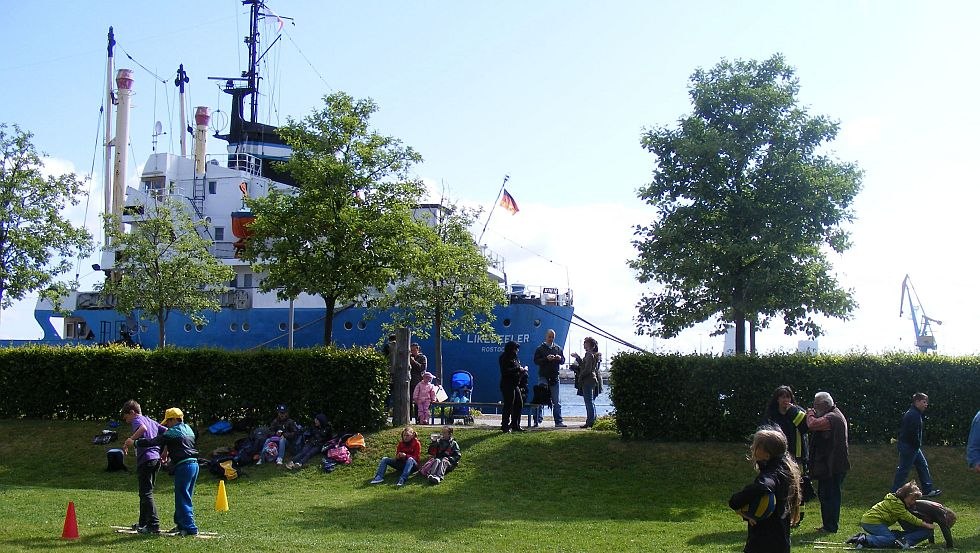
[412, 372, 437, 425]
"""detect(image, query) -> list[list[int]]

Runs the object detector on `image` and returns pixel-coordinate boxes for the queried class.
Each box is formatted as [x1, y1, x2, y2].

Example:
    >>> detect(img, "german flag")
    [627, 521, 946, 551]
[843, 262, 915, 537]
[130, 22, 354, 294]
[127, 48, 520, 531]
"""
[499, 189, 519, 214]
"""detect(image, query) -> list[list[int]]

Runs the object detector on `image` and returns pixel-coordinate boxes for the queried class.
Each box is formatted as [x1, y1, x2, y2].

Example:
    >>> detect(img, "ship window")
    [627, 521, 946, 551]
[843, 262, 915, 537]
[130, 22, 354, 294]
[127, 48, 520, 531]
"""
[229, 275, 238, 288]
[242, 322, 250, 332]
[230, 323, 238, 332]
[208, 181, 217, 194]
[533, 319, 541, 328]
[502, 318, 512, 328]
[184, 323, 192, 332]
[195, 324, 204, 332]
[243, 273, 253, 288]
[357, 321, 367, 330]
[279, 322, 287, 332]
[215, 227, 224, 241]
[344, 322, 353, 330]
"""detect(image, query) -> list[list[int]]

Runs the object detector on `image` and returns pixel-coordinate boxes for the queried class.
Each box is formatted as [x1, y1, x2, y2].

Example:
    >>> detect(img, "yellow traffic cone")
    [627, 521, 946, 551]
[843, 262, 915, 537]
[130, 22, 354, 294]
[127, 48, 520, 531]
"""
[215, 480, 229, 512]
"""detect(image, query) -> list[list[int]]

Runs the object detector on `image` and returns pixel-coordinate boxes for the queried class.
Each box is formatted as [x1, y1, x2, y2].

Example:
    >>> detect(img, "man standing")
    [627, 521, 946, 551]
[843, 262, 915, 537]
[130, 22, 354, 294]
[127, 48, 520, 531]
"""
[806, 391, 849, 534]
[892, 393, 941, 497]
[533, 329, 566, 427]
[409, 343, 428, 423]
[968, 410, 980, 473]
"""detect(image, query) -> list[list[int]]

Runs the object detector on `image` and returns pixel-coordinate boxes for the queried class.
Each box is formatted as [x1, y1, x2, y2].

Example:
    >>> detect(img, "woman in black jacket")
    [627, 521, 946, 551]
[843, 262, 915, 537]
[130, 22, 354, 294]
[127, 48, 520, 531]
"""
[499, 341, 527, 433]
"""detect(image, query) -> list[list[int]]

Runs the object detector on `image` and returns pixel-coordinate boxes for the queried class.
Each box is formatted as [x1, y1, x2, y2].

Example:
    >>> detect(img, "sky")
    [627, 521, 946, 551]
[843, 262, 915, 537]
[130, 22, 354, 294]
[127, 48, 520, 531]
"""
[2, 1, 979, 357]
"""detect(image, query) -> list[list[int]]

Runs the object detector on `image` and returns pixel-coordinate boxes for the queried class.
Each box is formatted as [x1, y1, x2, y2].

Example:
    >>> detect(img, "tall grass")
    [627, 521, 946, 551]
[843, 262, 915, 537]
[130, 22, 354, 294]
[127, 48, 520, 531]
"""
[0, 420, 975, 552]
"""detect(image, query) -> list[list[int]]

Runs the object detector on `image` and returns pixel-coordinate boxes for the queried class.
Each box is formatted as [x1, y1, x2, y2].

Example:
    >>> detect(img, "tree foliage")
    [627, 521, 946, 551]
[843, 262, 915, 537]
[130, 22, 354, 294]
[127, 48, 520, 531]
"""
[0, 123, 93, 321]
[99, 198, 234, 347]
[630, 54, 862, 353]
[239, 92, 426, 345]
[374, 202, 506, 381]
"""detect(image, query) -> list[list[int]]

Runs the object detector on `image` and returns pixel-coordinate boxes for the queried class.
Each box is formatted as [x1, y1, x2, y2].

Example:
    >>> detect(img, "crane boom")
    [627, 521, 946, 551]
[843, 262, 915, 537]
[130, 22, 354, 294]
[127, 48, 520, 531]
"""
[899, 275, 941, 353]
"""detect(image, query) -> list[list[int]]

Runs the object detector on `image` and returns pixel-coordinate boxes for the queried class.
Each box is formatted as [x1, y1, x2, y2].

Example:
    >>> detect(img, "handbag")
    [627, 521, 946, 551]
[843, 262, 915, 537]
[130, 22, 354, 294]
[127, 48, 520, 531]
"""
[345, 433, 366, 450]
[326, 445, 352, 465]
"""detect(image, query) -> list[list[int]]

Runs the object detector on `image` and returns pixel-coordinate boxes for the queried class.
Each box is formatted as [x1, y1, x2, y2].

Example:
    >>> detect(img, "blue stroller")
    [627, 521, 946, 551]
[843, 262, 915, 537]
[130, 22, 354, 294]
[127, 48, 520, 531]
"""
[448, 370, 474, 425]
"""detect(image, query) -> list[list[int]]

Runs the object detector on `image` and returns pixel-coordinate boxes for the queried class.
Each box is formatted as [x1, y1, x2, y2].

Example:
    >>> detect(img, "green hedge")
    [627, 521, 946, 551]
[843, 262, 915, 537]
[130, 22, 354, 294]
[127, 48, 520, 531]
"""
[610, 353, 980, 445]
[0, 345, 389, 432]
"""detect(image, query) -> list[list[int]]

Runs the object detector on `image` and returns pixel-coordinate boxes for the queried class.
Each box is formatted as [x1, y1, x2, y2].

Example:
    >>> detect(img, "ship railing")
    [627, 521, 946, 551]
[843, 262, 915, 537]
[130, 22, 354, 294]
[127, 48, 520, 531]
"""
[507, 284, 573, 307]
[225, 153, 263, 176]
[220, 289, 252, 309]
[76, 292, 116, 309]
[480, 245, 505, 274]
[210, 241, 240, 259]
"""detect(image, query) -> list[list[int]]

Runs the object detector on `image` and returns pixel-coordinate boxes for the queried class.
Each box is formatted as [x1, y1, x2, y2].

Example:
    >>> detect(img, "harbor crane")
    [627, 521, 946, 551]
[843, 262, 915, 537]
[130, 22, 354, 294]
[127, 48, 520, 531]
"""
[899, 274, 942, 353]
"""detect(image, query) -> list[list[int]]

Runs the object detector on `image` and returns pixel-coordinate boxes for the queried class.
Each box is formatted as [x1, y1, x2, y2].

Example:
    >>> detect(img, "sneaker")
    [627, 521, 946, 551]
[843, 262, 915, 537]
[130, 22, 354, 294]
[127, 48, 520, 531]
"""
[293, 463, 303, 469]
[136, 526, 160, 535]
[129, 523, 141, 531]
[256, 459, 263, 465]
[923, 489, 942, 498]
[432, 476, 442, 484]
[369, 477, 384, 484]
[179, 529, 198, 537]
[894, 539, 910, 549]
[396, 480, 405, 487]
[845, 533, 864, 545]
[276, 458, 283, 466]
[427, 474, 438, 484]
[555, 422, 567, 428]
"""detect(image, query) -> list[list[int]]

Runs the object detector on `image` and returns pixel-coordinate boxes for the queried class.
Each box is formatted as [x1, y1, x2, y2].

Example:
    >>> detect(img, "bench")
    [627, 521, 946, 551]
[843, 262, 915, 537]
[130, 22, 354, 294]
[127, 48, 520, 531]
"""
[428, 402, 542, 427]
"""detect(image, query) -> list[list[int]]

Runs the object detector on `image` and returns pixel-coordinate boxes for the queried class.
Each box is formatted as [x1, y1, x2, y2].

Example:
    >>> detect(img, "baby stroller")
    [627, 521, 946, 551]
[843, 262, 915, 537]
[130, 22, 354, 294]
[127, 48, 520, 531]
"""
[448, 370, 474, 425]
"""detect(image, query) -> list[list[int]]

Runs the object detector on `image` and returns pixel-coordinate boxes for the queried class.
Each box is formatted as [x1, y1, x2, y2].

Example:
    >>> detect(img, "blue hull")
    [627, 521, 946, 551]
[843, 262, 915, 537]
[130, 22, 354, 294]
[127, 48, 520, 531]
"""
[33, 302, 573, 404]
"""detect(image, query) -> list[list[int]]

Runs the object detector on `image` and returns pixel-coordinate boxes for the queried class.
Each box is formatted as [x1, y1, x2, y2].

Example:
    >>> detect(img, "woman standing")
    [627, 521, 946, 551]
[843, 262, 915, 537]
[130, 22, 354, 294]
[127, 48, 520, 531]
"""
[571, 337, 601, 428]
[499, 341, 527, 433]
[762, 385, 811, 526]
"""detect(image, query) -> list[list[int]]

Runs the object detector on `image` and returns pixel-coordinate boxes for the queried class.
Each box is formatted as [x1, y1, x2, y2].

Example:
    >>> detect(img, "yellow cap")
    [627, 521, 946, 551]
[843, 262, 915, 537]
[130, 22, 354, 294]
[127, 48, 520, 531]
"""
[164, 407, 184, 420]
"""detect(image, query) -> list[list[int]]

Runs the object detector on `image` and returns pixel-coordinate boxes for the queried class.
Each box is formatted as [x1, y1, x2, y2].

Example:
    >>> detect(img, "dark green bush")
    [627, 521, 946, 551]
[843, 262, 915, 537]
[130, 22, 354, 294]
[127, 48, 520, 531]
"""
[610, 352, 980, 445]
[0, 345, 389, 431]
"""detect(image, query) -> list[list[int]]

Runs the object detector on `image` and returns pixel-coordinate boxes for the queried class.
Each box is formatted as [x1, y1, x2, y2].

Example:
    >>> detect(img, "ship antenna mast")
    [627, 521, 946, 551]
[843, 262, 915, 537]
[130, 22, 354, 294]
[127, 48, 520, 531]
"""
[175, 64, 190, 156]
[244, 0, 260, 123]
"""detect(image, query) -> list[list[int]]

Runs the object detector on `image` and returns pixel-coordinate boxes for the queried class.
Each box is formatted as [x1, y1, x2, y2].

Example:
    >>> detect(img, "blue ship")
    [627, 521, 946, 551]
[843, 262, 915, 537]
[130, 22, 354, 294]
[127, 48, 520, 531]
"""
[22, 2, 573, 405]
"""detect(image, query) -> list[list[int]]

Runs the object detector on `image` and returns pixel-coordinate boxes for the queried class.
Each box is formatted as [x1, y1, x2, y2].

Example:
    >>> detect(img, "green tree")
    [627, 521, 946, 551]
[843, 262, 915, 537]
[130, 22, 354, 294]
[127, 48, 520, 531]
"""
[239, 92, 425, 345]
[630, 54, 862, 354]
[374, 203, 507, 381]
[99, 198, 234, 347]
[0, 123, 93, 326]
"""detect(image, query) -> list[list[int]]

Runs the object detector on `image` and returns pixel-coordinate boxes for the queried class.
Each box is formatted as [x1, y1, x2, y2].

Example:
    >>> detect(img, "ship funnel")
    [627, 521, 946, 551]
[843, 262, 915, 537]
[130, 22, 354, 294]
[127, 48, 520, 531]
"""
[112, 69, 134, 230]
[194, 106, 210, 175]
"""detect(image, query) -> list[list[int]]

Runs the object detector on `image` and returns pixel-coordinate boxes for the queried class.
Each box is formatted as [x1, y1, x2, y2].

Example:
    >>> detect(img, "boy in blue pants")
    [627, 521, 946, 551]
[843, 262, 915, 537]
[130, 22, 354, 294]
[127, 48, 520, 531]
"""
[136, 407, 199, 536]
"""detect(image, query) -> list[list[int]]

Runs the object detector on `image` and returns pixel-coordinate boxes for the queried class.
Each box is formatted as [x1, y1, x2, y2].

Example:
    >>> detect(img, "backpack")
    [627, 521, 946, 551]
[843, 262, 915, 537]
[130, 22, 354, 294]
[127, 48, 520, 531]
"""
[262, 440, 279, 462]
[106, 448, 128, 472]
[326, 445, 351, 465]
[92, 430, 118, 445]
[531, 383, 552, 407]
[206, 455, 240, 480]
[208, 420, 233, 434]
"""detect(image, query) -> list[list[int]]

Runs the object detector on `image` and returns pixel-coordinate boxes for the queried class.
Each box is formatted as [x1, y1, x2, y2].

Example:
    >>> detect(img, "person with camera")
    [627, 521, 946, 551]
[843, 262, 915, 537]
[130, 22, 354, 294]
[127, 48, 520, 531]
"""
[533, 329, 566, 427]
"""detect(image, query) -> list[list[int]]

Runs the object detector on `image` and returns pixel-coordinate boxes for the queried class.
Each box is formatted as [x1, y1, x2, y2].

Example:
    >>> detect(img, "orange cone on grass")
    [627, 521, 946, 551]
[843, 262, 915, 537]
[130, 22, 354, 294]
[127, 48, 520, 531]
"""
[215, 480, 229, 512]
[61, 501, 79, 540]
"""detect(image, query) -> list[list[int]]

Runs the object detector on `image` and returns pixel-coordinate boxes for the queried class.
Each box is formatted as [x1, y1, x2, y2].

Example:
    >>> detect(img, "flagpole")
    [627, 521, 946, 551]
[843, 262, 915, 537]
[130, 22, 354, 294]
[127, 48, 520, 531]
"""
[478, 174, 509, 244]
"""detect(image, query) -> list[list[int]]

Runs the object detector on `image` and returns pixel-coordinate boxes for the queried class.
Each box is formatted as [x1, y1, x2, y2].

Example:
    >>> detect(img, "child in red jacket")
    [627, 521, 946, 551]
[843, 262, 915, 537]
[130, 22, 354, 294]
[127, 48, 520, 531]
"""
[369, 427, 421, 486]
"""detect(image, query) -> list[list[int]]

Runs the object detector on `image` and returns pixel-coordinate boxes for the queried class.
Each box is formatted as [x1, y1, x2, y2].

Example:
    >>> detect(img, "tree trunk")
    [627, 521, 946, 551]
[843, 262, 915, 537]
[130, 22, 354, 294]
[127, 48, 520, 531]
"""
[391, 328, 411, 426]
[733, 311, 746, 355]
[322, 294, 336, 345]
[749, 317, 757, 355]
[158, 312, 166, 348]
[434, 306, 444, 383]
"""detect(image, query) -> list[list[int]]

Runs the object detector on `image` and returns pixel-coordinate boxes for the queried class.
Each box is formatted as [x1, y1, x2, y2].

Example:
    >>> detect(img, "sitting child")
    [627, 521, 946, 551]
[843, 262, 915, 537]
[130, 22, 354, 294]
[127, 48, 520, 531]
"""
[286, 414, 332, 469]
[369, 427, 421, 487]
[847, 482, 934, 548]
[257, 404, 301, 466]
[421, 425, 461, 484]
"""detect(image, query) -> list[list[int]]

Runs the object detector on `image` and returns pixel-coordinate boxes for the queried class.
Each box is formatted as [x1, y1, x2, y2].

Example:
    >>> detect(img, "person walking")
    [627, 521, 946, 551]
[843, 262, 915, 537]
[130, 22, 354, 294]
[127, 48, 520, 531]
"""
[570, 337, 601, 428]
[135, 407, 199, 536]
[120, 400, 168, 534]
[533, 329, 566, 427]
[806, 391, 849, 534]
[409, 343, 428, 422]
[498, 340, 527, 433]
[968, 410, 980, 473]
[891, 392, 941, 497]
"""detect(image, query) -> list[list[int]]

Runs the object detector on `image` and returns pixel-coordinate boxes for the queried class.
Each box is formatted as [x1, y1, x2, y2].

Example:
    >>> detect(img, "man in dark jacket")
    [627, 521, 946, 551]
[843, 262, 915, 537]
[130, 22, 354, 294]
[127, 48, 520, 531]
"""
[892, 392, 941, 497]
[806, 391, 849, 534]
[533, 329, 566, 427]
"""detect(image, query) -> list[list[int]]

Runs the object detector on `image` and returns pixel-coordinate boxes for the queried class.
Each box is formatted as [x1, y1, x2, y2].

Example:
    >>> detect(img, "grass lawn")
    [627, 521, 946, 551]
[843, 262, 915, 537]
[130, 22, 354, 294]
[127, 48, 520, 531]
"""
[0, 419, 976, 552]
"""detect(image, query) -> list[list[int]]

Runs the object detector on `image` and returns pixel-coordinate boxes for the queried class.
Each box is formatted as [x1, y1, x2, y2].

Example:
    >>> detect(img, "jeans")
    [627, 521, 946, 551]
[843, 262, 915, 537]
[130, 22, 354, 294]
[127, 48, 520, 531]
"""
[861, 522, 933, 548]
[261, 436, 287, 462]
[891, 442, 934, 493]
[293, 443, 321, 466]
[816, 472, 846, 532]
[534, 377, 563, 424]
[374, 456, 417, 484]
[172, 460, 199, 534]
[582, 382, 596, 426]
[136, 459, 160, 529]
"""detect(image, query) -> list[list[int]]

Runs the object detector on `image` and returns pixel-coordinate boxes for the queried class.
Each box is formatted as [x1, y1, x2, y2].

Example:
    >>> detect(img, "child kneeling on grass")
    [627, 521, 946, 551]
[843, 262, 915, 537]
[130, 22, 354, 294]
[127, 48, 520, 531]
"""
[846, 481, 934, 549]
[370, 427, 421, 487]
[728, 427, 801, 553]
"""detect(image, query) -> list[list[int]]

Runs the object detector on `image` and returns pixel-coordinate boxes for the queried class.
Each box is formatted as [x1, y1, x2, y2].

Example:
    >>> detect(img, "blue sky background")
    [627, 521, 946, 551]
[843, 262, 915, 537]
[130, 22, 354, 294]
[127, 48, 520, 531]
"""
[2, 1, 979, 356]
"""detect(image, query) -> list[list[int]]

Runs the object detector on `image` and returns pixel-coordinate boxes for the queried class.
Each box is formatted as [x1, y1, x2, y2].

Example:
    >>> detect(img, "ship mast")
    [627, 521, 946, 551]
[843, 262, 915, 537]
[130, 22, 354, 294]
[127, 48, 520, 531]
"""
[103, 27, 115, 245]
[175, 64, 190, 156]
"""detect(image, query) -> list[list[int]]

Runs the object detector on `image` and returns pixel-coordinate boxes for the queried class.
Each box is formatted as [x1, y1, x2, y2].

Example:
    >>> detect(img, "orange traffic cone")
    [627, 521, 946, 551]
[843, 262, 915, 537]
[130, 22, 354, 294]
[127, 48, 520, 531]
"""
[61, 501, 79, 540]
[215, 480, 229, 512]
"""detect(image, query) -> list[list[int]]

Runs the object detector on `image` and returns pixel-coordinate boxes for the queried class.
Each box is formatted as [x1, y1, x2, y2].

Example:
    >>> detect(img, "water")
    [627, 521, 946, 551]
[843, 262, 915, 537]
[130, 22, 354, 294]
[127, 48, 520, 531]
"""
[554, 382, 613, 418]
